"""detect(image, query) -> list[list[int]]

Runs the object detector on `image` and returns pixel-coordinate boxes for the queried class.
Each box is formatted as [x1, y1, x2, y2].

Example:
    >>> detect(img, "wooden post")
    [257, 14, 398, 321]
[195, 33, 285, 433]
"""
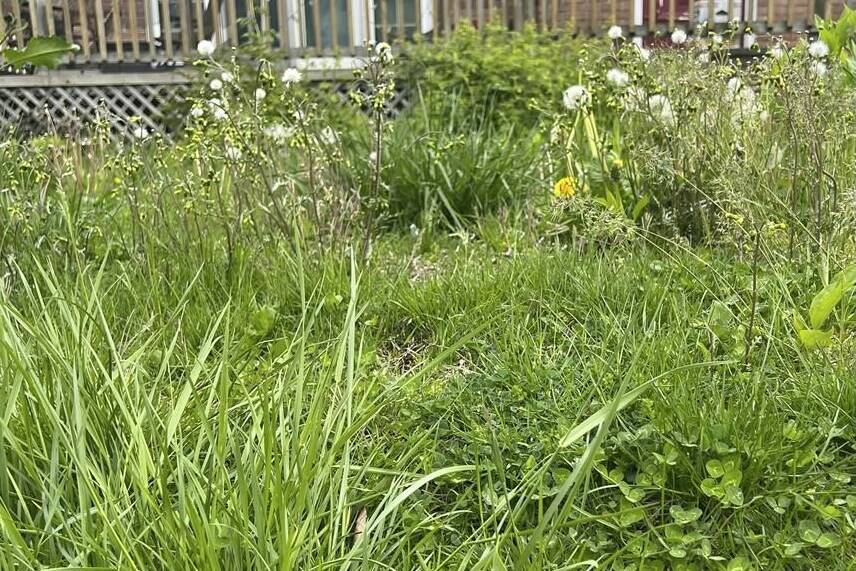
[668, 0, 675, 29]
[227, 0, 238, 45]
[569, 0, 576, 33]
[396, 0, 404, 38]
[178, 0, 191, 56]
[12, 0, 24, 48]
[94, 0, 108, 59]
[45, 0, 56, 35]
[111, 0, 124, 59]
[414, 0, 421, 39]
[648, 0, 656, 33]
[444, 0, 451, 35]
[130, 0, 141, 58]
[210, 0, 221, 47]
[312, 0, 323, 52]
[688, 0, 694, 30]
[380, 0, 388, 40]
[331, 0, 340, 49]
[707, 0, 714, 27]
[786, 0, 794, 29]
[29, 0, 41, 36]
[277, 0, 288, 47]
[159, 0, 174, 56]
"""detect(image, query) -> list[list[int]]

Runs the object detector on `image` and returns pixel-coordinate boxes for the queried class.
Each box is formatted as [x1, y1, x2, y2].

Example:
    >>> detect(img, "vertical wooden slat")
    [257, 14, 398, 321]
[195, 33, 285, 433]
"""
[648, 0, 655, 32]
[0, 3, 6, 50]
[538, 0, 544, 30]
[432, 0, 439, 35]
[569, 0, 575, 33]
[589, 0, 596, 33]
[454, 0, 461, 28]
[610, 0, 616, 24]
[259, 0, 269, 33]
[111, 0, 124, 59]
[45, 0, 56, 35]
[194, 0, 203, 42]
[312, 0, 322, 51]
[501, 0, 507, 28]
[143, 0, 156, 58]
[688, 0, 694, 29]
[464, 0, 471, 24]
[227, 0, 238, 45]
[668, 0, 675, 28]
[395, 0, 403, 37]
[380, 0, 388, 40]
[824, 0, 832, 21]
[726, 0, 733, 23]
[210, 0, 221, 47]
[707, 0, 714, 26]
[11, 0, 24, 47]
[786, 0, 794, 28]
[630, 0, 636, 33]
[128, 0, 140, 58]
[444, 0, 451, 34]
[159, 0, 173, 56]
[178, 0, 190, 55]
[94, 0, 108, 59]
[550, 0, 556, 30]
[29, 0, 41, 37]
[767, 0, 774, 24]
[330, 0, 339, 49]
[276, 0, 287, 46]
[346, 0, 354, 51]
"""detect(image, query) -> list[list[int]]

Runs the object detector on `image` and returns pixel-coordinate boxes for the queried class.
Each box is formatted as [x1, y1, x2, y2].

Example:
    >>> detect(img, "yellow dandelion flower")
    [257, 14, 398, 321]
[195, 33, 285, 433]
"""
[610, 157, 624, 170]
[553, 176, 578, 198]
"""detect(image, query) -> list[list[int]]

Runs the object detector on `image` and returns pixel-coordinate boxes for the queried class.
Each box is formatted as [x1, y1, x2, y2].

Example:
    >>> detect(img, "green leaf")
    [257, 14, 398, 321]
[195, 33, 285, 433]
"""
[809, 264, 856, 329]
[670, 505, 703, 525]
[700, 478, 722, 498]
[816, 532, 841, 549]
[726, 556, 753, 571]
[799, 520, 822, 543]
[3, 36, 75, 70]
[724, 485, 744, 506]
[798, 328, 834, 349]
[705, 459, 724, 478]
[631, 193, 650, 221]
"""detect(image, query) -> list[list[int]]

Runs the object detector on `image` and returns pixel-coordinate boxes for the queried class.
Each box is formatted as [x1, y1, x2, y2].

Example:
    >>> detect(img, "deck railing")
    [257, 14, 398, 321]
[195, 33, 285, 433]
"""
[0, 0, 849, 64]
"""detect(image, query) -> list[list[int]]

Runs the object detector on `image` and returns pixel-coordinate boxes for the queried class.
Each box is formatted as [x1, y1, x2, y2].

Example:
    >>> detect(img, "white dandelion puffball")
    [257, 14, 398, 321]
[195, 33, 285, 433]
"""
[711, 34, 723, 45]
[726, 77, 742, 96]
[132, 125, 149, 140]
[221, 71, 235, 83]
[190, 106, 205, 118]
[606, 68, 629, 87]
[634, 44, 651, 61]
[255, 88, 267, 101]
[281, 67, 303, 85]
[562, 85, 590, 110]
[769, 45, 784, 59]
[671, 28, 687, 45]
[811, 61, 828, 77]
[319, 127, 338, 146]
[197, 39, 215, 57]
[210, 100, 227, 121]
[264, 123, 294, 143]
[607, 25, 623, 40]
[697, 52, 711, 63]
[375, 41, 392, 61]
[369, 151, 378, 163]
[744, 33, 757, 48]
[225, 145, 242, 161]
[209, 78, 223, 91]
[808, 40, 829, 59]
[648, 94, 675, 125]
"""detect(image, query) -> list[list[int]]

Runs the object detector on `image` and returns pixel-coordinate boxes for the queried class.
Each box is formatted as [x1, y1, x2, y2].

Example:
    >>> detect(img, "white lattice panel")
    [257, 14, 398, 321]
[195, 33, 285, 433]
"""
[0, 82, 189, 141]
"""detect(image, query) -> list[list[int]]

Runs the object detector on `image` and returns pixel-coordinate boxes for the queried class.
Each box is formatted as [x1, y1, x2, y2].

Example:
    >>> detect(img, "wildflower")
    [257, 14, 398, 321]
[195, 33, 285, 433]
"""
[221, 71, 234, 83]
[375, 41, 393, 62]
[671, 28, 687, 45]
[209, 78, 223, 91]
[197, 39, 215, 57]
[132, 125, 149, 140]
[769, 45, 785, 59]
[624, 86, 647, 110]
[225, 145, 242, 161]
[553, 176, 579, 198]
[697, 52, 711, 63]
[255, 88, 267, 101]
[610, 157, 624, 170]
[647, 94, 675, 125]
[636, 45, 652, 61]
[319, 127, 337, 145]
[811, 61, 828, 77]
[607, 25, 623, 40]
[281, 67, 303, 85]
[726, 77, 742, 96]
[745, 33, 757, 48]
[606, 68, 629, 87]
[562, 85, 590, 110]
[808, 39, 829, 59]
[711, 34, 723, 45]
[209, 99, 227, 120]
[264, 123, 294, 142]
[190, 106, 205, 118]
[369, 150, 378, 163]
[409, 223, 420, 238]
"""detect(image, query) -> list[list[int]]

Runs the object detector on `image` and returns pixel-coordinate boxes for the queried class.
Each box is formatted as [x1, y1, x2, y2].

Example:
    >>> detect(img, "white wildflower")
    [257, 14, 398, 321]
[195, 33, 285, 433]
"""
[369, 150, 378, 163]
[697, 52, 711, 63]
[190, 106, 205, 118]
[264, 123, 294, 142]
[726, 77, 743, 96]
[209, 78, 223, 91]
[711, 34, 723, 45]
[197, 39, 215, 57]
[221, 71, 235, 83]
[808, 39, 829, 59]
[607, 25, 623, 40]
[131, 125, 149, 140]
[281, 67, 303, 85]
[636, 45, 652, 61]
[319, 127, 337, 146]
[769, 45, 785, 59]
[811, 60, 828, 77]
[744, 33, 757, 48]
[647, 94, 675, 125]
[624, 86, 647, 111]
[225, 145, 242, 161]
[606, 68, 629, 87]
[254, 88, 267, 102]
[375, 41, 393, 62]
[562, 85, 590, 110]
[671, 28, 687, 45]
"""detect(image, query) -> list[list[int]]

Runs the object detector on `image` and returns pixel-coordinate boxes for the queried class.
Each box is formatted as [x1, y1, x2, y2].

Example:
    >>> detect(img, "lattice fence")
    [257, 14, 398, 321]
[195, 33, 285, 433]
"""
[0, 82, 191, 141]
[0, 75, 411, 141]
